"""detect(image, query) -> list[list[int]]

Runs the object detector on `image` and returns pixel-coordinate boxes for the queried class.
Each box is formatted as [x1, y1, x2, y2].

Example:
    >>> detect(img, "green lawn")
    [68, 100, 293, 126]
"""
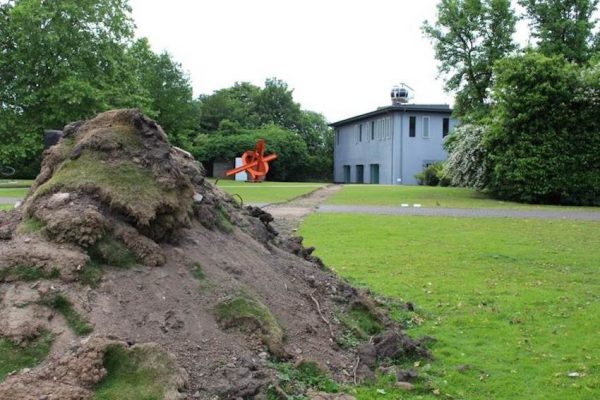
[301, 214, 600, 400]
[328, 185, 600, 212]
[0, 188, 28, 198]
[0, 179, 34, 188]
[212, 180, 325, 204]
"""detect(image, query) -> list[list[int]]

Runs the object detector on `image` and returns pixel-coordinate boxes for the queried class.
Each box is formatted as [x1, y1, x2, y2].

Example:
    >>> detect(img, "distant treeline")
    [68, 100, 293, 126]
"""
[0, 0, 332, 181]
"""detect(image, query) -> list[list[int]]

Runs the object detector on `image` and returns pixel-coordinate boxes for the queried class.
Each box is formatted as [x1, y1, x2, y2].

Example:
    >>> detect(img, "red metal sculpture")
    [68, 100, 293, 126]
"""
[225, 139, 277, 182]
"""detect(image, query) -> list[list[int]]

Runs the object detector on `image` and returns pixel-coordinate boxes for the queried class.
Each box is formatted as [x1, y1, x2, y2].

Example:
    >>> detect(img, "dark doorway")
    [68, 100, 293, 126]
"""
[343, 165, 351, 183]
[356, 165, 364, 183]
[370, 164, 380, 184]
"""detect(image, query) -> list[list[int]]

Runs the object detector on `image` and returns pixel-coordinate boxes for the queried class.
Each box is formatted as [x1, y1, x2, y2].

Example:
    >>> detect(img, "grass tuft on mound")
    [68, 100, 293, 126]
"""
[93, 344, 181, 400]
[215, 291, 284, 357]
[267, 360, 339, 399]
[40, 294, 93, 336]
[0, 332, 53, 382]
[88, 235, 137, 268]
[0, 265, 60, 282]
[33, 152, 181, 226]
[16, 217, 45, 235]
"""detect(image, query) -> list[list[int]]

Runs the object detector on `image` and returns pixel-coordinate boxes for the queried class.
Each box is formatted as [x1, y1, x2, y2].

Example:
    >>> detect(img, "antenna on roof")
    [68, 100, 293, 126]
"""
[391, 83, 414, 105]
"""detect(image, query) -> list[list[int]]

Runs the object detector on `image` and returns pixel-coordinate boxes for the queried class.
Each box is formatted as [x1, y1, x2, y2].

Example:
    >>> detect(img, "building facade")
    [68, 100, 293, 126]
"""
[331, 104, 458, 185]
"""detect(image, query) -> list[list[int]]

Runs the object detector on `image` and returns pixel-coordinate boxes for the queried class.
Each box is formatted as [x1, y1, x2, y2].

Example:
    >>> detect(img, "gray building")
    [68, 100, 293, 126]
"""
[331, 93, 458, 185]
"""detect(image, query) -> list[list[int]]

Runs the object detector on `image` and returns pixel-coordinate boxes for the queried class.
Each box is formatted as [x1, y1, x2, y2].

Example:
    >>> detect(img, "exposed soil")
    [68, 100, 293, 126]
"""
[0, 109, 428, 399]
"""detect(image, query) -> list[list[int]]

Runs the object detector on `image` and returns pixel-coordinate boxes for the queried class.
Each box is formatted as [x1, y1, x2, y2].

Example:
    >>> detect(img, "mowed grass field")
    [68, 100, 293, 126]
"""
[301, 214, 600, 399]
[0, 179, 32, 202]
[328, 185, 600, 212]
[0, 179, 324, 207]
[211, 180, 325, 204]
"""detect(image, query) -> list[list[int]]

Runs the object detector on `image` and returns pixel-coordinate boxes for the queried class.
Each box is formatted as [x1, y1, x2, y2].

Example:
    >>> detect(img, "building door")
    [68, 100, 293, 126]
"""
[356, 165, 364, 183]
[370, 164, 379, 184]
[343, 165, 351, 183]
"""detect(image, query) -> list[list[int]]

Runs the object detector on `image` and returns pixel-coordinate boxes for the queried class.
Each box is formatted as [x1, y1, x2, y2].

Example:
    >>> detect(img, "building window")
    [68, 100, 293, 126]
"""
[409, 116, 416, 137]
[384, 117, 391, 139]
[443, 118, 449, 138]
[371, 121, 375, 140]
[422, 116, 430, 138]
[359, 124, 363, 142]
[336, 130, 340, 145]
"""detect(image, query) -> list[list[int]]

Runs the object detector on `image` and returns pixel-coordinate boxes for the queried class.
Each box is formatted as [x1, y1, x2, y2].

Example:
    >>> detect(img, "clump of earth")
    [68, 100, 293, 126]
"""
[0, 109, 429, 399]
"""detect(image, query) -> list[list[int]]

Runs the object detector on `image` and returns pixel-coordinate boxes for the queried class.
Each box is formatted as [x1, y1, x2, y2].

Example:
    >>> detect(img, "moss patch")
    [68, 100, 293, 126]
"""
[337, 303, 384, 348]
[215, 205, 234, 233]
[267, 360, 339, 399]
[190, 263, 205, 280]
[78, 260, 104, 288]
[0, 265, 60, 282]
[215, 291, 284, 356]
[92, 344, 179, 400]
[16, 217, 45, 235]
[33, 152, 181, 226]
[88, 235, 136, 268]
[40, 294, 93, 336]
[0, 332, 53, 382]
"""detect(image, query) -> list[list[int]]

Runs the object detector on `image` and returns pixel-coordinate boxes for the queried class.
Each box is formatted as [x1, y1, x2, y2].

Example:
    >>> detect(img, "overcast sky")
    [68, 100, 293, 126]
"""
[129, 0, 529, 123]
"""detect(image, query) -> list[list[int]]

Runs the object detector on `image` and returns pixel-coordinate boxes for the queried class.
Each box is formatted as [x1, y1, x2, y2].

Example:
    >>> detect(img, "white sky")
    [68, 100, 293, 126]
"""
[129, 0, 530, 123]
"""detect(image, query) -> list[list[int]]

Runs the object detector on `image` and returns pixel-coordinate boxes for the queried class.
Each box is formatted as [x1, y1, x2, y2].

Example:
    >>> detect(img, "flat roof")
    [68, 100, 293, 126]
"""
[330, 104, 453, 127]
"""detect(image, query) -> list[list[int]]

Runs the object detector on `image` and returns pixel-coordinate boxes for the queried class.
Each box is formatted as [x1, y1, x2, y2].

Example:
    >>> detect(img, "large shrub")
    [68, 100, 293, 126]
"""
[486, 52, 600, 205]
[415, 162, 450, 187]
[443, 124, 490, 189]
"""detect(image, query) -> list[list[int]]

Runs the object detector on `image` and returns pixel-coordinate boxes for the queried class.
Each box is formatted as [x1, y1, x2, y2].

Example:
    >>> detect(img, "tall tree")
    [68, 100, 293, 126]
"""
[486, 51, 600, 205]
[519, 0, 599, 63]
[253, 78, 302, 131]
[128, 38, 200, 147]
[422, 0, 517, 119]
[0, 0, 145, 170]
[197, 82, 261, 132]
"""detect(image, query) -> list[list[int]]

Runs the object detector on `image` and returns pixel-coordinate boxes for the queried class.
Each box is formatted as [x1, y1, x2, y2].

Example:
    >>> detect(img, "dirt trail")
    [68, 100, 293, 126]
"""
[264, 184, 342, 237]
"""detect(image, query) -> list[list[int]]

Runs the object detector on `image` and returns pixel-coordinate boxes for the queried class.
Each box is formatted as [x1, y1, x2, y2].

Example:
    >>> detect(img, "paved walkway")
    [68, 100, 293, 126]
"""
[0, 197, 19, 205]
[317, 204, 600, 221]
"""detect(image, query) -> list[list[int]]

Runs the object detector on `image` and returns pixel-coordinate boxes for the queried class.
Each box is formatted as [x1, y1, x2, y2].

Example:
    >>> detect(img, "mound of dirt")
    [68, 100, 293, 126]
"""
[0, 109, 429, 399]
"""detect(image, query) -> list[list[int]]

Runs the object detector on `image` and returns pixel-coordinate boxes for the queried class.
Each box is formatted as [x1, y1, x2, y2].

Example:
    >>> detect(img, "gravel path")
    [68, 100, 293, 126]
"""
[0, 197, 19, 205]
[263, 185, 342, 237]
[317, 204, 600, 221]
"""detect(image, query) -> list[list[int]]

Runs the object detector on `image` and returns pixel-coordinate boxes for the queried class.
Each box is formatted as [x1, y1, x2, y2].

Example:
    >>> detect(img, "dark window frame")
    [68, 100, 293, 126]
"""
[409, 116, 416, 137]
[443, 118, 449, 138]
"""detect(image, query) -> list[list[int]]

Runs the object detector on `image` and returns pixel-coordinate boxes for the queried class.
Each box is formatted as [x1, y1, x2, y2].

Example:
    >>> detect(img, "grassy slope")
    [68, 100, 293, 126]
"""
[301, 214, 600, 400]
[328, 185, 600, 211]
[211, 180, 325, 204]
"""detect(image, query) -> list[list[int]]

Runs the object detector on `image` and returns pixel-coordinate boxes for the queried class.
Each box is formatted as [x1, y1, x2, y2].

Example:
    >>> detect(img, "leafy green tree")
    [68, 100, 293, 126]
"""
[198, 82, 261, 132]
[128, 38, 200, 147]
[486, 52, 600, 205]
[422, 0, 517, 119]
[197, 78, 333, 180]
[519, 0, 599, 63]
[253, 78, 303, 131]
[0, 0, 146, 172]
